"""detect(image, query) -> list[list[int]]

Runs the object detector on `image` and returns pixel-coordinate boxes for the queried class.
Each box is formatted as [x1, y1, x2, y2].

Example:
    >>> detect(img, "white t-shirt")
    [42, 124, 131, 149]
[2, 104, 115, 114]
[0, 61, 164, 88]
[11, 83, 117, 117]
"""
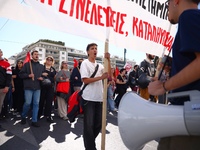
[80, 59, 104, 102]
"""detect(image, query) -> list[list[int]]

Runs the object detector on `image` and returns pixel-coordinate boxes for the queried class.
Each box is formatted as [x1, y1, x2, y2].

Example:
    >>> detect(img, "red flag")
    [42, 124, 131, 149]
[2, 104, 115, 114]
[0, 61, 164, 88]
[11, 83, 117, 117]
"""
[23, 51, 31, 65]
[73, 58, 78, 68]
[115, 67, 119, 76]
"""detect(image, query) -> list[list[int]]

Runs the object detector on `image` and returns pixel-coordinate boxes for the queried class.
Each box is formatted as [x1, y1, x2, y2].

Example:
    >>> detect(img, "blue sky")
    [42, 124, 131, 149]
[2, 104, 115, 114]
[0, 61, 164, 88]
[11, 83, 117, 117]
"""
[0, 17, 146, 64]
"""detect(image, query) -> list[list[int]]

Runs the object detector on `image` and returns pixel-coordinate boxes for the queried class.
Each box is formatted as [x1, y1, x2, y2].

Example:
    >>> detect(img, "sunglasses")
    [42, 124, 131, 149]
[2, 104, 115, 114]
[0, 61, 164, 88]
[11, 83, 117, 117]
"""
[47, 58, 53, 61]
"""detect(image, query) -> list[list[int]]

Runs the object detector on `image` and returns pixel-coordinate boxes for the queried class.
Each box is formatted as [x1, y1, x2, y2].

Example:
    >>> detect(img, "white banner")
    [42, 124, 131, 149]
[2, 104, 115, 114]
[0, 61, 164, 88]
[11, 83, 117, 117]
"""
[0, 0, 177, 56]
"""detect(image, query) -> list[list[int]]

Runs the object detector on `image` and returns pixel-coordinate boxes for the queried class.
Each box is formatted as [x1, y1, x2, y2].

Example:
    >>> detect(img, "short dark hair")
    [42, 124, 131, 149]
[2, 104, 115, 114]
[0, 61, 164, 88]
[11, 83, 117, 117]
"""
[31, 50, 38, 55]
[86, 43, 97, 51]
[134, 65, 139, 69]
[120, 68, 126, 73]
[191, 0, 200, 4]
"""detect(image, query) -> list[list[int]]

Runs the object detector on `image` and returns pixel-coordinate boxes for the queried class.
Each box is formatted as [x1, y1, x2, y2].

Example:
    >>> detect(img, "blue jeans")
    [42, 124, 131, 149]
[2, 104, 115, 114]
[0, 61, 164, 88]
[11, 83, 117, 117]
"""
[21, 90, 41, 122]
[107, 85, 115, 111]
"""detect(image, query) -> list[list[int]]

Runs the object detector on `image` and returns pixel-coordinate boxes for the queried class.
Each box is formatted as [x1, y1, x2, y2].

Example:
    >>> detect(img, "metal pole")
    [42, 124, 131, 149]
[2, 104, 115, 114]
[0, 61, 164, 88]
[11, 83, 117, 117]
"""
[124, 48, 126, 65]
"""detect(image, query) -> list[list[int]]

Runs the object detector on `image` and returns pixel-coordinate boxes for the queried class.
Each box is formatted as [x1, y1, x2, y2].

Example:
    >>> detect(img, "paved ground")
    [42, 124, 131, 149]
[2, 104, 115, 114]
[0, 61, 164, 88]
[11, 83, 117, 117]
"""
[0, 110, 158, 150]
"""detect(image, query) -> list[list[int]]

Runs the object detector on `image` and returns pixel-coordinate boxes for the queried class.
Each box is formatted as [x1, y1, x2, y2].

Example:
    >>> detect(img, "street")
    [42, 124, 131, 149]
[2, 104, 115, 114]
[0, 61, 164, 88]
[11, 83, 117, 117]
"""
[0, 110, 158, 150]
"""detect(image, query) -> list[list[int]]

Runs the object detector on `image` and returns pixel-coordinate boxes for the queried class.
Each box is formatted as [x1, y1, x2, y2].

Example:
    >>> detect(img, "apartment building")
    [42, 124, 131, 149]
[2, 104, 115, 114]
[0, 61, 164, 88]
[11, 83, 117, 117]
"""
[14, 39, 136, 71]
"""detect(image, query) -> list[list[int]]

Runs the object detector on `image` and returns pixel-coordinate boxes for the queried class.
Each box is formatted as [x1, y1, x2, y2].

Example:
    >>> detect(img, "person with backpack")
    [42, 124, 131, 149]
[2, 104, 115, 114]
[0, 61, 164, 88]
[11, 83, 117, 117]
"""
[138, 53, 157, 102]
[80, 43, 111, 150]
[128, 65, 139, 93]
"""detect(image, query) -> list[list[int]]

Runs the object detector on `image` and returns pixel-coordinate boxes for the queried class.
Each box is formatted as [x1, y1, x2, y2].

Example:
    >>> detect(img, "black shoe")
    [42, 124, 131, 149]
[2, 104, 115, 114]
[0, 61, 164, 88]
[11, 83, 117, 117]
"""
[31, 122, 40, 127]
[46, 117, 54, 123]
[21, 118, 26, 124]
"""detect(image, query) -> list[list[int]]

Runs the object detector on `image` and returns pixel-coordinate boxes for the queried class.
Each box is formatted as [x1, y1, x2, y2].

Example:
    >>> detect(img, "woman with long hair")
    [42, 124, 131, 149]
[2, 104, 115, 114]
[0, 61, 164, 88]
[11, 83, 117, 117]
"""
[12, 60, 24, 116]
[114, 68, 128, 108]
[55, 61, 71, 120]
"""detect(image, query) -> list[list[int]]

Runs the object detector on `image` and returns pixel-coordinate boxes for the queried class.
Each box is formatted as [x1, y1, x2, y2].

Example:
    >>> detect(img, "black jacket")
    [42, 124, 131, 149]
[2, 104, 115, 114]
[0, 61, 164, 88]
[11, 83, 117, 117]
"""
[0, 59, 12, 88]
[19, 60, 44, 90]
[70, 67, 82, 87]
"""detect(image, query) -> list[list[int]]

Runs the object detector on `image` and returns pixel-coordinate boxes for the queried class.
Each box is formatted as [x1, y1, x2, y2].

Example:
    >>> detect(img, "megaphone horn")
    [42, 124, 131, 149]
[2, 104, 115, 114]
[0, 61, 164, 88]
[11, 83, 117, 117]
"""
[118, 91, 200, 150]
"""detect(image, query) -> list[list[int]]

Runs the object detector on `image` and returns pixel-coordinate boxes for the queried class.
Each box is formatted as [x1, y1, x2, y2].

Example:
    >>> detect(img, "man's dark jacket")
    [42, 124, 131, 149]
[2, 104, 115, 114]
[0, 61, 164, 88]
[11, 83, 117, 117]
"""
[19, 60, 44, 90]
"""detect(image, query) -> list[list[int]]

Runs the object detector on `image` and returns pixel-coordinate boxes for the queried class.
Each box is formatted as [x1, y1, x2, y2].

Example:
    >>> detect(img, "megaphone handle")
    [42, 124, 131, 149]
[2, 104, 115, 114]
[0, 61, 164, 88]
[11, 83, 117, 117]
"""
[166, 90, 200, 101]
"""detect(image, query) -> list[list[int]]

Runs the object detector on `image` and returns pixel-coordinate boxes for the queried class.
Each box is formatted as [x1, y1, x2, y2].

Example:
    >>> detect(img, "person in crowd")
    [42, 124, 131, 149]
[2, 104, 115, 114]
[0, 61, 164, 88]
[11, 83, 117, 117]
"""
[38, 56, 56, 123]
[156, 56, 172, 104]
[128, 65, 139, 93]
[70, 58, 83, 92]
[12, 60, 24, 117]
[148, 0, 200, 149]
[19, 50, 45, 127]
[55, 61, 71, 120]
[107, 67, 117, 112]
[114, 68, 128, 109]
[80, 43, 111, 150]
[138, 53, 157, 102]
[0, 64, 14, 119]
[0, 77, 14, 119]
[0, 49, 12, 128]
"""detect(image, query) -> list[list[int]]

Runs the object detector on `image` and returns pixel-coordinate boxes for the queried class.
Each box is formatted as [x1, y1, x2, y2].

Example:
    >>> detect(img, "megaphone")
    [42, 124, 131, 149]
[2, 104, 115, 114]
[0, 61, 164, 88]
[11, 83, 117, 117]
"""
[118, 90, 200, 150]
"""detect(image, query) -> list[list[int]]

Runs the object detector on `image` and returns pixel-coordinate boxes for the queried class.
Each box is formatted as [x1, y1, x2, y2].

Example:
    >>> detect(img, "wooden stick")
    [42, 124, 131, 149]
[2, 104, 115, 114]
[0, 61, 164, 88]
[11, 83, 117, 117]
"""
[101, 39, 109, 150]
[29, 60, 34, 81]
[155, 24, 172, 78]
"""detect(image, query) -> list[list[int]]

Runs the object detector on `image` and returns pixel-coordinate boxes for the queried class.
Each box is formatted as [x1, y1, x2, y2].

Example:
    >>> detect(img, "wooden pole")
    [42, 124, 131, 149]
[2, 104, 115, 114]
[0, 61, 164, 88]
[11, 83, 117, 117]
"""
[155, 24, 172, 78]
[29, 60, 34, 81]
[101, 39, 109, 150]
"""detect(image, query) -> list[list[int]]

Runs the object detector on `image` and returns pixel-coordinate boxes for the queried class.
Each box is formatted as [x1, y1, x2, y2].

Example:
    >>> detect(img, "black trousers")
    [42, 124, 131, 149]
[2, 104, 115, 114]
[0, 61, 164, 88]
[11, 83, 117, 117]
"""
[38, 86, 54, 117]
[83, 99, 102, 150]
[12, 87, 24, 112]
[115, 89, 126, 108]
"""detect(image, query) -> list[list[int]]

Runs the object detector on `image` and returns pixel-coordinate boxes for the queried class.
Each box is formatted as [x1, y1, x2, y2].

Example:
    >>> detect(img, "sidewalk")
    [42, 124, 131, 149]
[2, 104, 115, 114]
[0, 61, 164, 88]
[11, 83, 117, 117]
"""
[0, 110, 157, 150]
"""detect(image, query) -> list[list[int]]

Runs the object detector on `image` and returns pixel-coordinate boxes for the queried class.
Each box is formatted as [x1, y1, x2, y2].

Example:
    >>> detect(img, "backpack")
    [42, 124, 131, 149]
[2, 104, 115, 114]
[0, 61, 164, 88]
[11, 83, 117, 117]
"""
[67, 90, 83, 123]
[137, 60, 155, 89]
[128, 69, 139, 88]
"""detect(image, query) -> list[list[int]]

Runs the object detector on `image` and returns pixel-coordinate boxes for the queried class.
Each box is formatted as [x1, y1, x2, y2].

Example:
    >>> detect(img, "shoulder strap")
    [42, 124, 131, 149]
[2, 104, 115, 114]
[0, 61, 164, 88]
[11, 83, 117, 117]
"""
[62, 70, 67, 78]
[77, 66, 80, 72]
[90, 64, 99, 78]
[81, 64, 99, 91]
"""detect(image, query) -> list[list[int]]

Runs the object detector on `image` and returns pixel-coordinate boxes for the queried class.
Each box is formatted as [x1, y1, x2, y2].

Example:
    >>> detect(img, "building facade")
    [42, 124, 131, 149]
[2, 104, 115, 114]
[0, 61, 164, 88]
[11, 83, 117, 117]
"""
[13, 39, 136, 71]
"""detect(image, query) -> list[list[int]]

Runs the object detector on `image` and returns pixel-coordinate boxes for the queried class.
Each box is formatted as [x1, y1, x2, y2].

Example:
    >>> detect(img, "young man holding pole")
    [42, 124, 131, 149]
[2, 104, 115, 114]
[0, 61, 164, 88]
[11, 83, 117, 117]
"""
[19, 50, 45, 127]
[80, 43, 111, 150]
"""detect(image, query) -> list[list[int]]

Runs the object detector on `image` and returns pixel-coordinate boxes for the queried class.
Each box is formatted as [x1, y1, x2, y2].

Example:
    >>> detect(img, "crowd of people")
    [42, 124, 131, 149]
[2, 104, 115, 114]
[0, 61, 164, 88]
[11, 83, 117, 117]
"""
[0, 44, 161, 149]
[0, 49, 163, 127]
[1, 1, 200, 149]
